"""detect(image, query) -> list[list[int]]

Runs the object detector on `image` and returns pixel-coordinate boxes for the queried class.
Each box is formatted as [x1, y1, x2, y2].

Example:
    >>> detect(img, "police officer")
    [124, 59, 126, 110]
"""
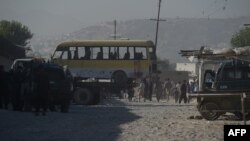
[12, 65, 25, 111]
[0, 65, 10, 109]
[33, 64, 49, 116]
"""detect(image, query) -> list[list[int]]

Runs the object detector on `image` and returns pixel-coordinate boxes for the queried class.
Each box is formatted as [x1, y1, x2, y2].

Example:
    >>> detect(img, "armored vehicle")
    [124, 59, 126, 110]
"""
[180, 47, 250, 120]
[10, 58, 73, 112]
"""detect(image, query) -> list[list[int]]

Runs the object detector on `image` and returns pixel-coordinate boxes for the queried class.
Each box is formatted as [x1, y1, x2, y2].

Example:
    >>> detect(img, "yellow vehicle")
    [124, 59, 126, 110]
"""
[51, 40, 156, 86]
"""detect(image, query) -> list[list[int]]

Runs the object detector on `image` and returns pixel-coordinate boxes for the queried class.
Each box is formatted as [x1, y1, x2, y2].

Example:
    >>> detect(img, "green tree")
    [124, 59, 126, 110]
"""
[0, 20, 33, 46]
[231, 27, 250, 47]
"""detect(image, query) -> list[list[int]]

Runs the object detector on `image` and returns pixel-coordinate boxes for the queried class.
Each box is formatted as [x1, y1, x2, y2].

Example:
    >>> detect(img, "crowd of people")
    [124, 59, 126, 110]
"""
[1, 60, 199, 114]
[128, 76, 198, 104]
[0, 64, 51, 116]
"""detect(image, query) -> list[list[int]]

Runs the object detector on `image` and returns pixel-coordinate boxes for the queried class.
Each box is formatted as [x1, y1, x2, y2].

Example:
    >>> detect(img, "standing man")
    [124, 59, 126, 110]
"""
[143, 78, 149, 102]
[127, 88, 134, 102]
[12, 65, 25, 111]
[138, 78, 145, 102]
[147, 76, 153, 101]
[179, 80, 187, 104]
[0, 65, 10, 109]
[163, 78, 171, 101]
[155, 77, 163, 102]
[175, 81, 181, 103]
[33, 64, 49, 116]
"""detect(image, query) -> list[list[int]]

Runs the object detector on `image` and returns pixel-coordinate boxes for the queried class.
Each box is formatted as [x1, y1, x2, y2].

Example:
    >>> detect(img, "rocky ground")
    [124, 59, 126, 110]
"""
[0, 97, 248, 141]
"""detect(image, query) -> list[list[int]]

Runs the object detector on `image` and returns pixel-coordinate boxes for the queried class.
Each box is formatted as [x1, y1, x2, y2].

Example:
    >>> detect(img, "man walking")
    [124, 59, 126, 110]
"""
[156, 77, 163, 102]
[179, 80, 187, 104]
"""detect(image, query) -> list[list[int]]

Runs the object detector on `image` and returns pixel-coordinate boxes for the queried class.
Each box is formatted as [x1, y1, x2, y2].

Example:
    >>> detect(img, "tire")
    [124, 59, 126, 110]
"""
[74, 88, 94, 105]
[112, 71, 127, 86]
[199, 101, 221, 120]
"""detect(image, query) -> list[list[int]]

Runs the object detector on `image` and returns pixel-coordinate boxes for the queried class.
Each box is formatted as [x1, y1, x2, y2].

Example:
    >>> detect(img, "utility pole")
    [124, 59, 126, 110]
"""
[110, 19, 121, 40]
[150, 0, 165, 55]
[114, 19, 117, 40]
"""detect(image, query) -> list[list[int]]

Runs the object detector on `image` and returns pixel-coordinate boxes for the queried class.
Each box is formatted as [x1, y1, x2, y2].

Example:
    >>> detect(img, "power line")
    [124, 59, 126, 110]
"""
[110, 19, 121, 40]
[114, 20, 116, 40]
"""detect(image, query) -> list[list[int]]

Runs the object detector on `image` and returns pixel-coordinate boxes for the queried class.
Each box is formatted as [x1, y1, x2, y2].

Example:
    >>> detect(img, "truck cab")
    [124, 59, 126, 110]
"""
[203, 59, 250, 92]
[180, 47, 250, 120]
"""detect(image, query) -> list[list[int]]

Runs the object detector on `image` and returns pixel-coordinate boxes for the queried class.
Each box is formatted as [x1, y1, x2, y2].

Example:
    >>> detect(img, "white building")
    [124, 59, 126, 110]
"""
[176, 63, 198, 80]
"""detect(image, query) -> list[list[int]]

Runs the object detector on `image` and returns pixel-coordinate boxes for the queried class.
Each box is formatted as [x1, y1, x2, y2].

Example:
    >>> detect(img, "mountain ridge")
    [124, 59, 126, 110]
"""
[30, 17, 250, 63]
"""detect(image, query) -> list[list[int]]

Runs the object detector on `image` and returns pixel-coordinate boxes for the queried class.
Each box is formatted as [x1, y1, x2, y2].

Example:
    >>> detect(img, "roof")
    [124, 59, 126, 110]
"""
[56, 40, 154, 49]
[223, 59, 250, 67]
[180, 46, 250, 61]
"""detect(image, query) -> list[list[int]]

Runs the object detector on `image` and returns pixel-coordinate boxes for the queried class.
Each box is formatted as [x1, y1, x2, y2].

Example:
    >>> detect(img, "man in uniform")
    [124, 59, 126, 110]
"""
[0, 65, 10, 109]
[33, 64, 49, 116]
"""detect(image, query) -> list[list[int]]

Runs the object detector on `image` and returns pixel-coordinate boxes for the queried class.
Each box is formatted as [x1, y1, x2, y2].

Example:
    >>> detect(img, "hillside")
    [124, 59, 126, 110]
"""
[30, 17, 250, 63]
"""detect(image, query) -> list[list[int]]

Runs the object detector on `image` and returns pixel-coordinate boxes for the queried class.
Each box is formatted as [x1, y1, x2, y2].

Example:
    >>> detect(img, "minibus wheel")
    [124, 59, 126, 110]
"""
[112, 71, 127, 86]
[74, 88, 94, 105]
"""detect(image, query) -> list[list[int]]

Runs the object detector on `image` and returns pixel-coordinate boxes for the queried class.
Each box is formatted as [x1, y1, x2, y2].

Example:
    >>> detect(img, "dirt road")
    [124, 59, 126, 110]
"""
[0, 98, 247, 141]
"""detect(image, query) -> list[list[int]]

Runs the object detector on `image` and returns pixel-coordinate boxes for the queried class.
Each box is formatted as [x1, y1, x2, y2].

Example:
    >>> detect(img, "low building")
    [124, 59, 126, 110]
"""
[176, 62, 198, 81]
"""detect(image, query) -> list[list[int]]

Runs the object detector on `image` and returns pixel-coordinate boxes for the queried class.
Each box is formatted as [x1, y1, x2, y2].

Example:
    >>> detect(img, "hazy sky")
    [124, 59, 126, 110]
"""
[1, 0, 250, 36]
